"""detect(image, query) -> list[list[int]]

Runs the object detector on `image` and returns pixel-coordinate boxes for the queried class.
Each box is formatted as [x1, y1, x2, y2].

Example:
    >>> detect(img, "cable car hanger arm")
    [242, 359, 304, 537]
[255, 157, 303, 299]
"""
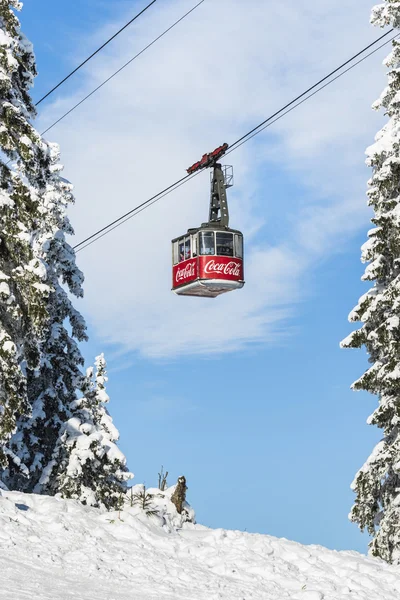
[186, 143, 229, 174]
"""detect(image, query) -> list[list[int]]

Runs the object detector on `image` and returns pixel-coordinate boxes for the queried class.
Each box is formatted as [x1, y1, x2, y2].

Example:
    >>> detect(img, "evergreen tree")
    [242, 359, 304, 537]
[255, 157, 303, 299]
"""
[42, 354, 133, 509]
[0, 3, 131, 506]
[0, 0, 53, 470]
[341, 1, 400, 563]
[3, 144, 88, 492]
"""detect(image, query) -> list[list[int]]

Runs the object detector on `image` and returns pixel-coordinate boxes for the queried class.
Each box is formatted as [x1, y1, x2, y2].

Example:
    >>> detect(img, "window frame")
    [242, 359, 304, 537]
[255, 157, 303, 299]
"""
[234, 234, 243, 259]
[172, 241, 179, 265]
[184, 236, 191, 260]
[199, 231, 215, 256]
[216, 231, 234, 257]
[192, 234, 198, 258]
[178, 239, 185, 262]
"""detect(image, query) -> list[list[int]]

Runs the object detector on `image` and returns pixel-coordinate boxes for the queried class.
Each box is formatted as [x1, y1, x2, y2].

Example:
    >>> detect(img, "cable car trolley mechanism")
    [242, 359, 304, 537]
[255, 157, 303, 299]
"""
[171, 143, 245, 298]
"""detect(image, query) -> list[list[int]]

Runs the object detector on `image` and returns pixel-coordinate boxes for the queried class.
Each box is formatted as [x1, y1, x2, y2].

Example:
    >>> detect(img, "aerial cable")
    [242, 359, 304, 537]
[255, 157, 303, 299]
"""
[40, 0, 206, 136]
[36, 0, 158, 106]
[74, 172, 199, 252]
[75, 172, 201, 253]
[228, 28, 394, 152]
[73, 30, 397, 253]
[226, 32, 399, 156]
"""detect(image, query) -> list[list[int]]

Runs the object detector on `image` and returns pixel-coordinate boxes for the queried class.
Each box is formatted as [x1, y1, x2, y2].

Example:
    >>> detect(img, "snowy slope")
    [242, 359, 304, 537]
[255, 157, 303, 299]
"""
[1, 489, 399, 600]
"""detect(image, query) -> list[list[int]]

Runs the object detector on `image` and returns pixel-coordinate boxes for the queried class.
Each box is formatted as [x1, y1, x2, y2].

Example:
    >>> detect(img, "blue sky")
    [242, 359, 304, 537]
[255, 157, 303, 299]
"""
[18, 0, 391, 552]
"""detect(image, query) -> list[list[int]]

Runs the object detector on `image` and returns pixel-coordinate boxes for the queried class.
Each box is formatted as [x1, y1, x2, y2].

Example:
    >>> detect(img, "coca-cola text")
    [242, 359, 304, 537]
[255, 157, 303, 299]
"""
[203, 260, 241, 277]
[175, 262, 196, 283]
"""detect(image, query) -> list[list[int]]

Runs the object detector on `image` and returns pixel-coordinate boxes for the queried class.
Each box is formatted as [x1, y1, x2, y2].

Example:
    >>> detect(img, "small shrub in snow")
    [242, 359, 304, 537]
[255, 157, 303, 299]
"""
[158, 465, 168, 491]
[130, 484, 159, 517]
[126, 481, 195, 530]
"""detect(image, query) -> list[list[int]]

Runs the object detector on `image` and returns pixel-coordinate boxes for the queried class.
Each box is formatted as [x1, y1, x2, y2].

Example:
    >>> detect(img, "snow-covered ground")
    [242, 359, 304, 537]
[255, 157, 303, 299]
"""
[1, 488, 399, 600]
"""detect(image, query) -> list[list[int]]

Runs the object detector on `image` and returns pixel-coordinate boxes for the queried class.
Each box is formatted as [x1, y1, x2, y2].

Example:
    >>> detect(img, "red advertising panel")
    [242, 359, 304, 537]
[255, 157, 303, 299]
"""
[198, 256, 243, 282]
[172, 258, 198, 289]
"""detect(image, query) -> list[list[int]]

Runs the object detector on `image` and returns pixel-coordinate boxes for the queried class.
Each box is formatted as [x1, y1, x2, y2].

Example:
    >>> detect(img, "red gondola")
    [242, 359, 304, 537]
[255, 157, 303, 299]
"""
[171, 144, 245, 298]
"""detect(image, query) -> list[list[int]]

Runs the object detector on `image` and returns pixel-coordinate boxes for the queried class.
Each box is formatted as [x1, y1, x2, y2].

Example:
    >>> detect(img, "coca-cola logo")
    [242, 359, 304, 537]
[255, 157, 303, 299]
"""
[204, 260, 241, 277]
[176, 262, 196, 283]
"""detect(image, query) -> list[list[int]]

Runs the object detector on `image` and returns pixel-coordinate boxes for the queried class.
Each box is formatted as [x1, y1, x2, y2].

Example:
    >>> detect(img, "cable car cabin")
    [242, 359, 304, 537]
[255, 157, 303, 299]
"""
[171, 153, 245, 298]
[171, 227, 244, 297]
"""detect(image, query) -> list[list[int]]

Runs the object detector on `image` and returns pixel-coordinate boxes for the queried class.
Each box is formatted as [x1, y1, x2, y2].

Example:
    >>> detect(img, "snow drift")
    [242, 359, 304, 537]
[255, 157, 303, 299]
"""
[0, 488, 399, 600]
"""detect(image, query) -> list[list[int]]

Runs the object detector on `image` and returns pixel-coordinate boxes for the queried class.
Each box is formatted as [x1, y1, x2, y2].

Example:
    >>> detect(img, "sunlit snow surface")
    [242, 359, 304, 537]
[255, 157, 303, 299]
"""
[1, 490, 400, 600]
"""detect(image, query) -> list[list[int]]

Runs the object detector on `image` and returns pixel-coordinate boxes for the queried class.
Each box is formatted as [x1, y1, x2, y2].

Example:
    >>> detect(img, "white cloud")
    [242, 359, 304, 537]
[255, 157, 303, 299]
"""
[37, 0, 389, 358]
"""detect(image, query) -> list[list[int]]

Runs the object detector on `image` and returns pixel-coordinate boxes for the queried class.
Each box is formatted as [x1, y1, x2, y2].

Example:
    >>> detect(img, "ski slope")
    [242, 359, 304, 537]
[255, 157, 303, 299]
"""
[1, 488, 399, 600]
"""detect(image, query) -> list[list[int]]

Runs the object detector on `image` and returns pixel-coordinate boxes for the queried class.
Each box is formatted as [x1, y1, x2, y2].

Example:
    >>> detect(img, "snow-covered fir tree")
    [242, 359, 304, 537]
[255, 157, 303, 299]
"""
[341, 1, 400, 564]
[0, 2, 131, 508]
[41, 354, 133, 509]
[0, 0, 54, 471]
[3, 144, 88, 492]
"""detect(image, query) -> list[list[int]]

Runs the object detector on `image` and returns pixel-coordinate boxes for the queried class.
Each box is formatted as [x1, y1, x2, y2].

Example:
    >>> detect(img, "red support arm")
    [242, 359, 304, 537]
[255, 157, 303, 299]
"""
[186, 143, 229, 174]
